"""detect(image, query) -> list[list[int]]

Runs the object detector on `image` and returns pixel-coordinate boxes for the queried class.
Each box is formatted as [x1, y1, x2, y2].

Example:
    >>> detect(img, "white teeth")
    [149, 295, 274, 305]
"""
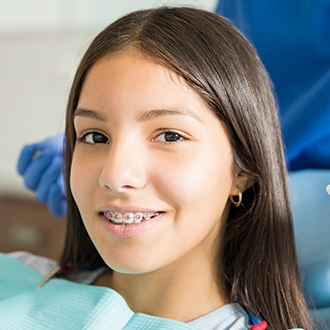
[134, 212, 143, 223]
[113, 212, 122, 223]
[104, 211, 160, 225]
[123, 213, 134, 224]
[144, 212, 152, 220]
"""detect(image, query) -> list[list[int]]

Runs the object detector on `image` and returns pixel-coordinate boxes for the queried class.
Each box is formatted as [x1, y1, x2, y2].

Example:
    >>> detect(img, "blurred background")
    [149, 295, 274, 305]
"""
[0, 0, 216, 259]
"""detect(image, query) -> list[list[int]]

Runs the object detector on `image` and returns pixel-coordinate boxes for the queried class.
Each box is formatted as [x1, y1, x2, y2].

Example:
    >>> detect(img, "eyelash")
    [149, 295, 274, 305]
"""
[77, 131, 109, 145]
[153, 131, 187, 143]
[76, 130, 187, 145]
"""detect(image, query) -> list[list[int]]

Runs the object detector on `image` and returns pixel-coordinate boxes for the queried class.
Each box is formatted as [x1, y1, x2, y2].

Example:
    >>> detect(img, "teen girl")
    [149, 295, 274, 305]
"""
[3, 6, 315, 329]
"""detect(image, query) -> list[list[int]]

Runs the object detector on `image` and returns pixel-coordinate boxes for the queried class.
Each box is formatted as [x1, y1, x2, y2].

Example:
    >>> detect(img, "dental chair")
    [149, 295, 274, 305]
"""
[290, 169, 330, 328]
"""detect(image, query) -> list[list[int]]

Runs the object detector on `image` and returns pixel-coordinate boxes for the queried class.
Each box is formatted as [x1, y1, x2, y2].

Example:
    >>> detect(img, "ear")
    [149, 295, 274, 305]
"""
[230, 170, 255, 196]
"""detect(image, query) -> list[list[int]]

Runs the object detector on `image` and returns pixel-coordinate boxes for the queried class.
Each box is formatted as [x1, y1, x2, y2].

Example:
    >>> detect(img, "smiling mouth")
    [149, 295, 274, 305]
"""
[102, 211, 163, 225]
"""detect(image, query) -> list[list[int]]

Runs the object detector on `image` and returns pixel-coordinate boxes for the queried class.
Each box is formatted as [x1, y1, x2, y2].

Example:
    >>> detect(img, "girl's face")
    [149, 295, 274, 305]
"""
[71, 50, 242, 275]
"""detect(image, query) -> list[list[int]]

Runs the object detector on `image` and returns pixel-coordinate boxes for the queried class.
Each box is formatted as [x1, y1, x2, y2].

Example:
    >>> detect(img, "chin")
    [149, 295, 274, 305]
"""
[107, 262, 155, 275]
[99, 252, 154, 275]
[104, 253, 171, 275]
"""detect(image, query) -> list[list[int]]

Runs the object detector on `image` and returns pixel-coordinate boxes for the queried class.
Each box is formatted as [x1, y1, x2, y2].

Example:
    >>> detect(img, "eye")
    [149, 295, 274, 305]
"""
[154, 131, 186, 143]
[78, 132, 109, 145]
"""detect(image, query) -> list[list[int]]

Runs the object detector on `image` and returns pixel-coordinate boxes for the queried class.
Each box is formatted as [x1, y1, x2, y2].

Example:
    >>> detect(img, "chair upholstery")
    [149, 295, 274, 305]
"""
[289, 169, 330, 327]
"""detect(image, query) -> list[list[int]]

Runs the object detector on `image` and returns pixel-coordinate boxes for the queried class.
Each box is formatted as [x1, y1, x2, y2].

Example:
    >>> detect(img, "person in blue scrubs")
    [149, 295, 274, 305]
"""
[216, 0, 330, 171]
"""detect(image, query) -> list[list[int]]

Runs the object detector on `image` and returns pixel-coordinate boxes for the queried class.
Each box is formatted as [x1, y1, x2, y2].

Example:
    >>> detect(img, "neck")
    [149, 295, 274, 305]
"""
[96, 255, 227, 322]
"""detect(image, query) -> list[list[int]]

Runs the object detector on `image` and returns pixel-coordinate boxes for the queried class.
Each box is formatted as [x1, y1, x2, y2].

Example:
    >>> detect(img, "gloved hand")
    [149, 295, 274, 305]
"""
[17, 134, 66, 217]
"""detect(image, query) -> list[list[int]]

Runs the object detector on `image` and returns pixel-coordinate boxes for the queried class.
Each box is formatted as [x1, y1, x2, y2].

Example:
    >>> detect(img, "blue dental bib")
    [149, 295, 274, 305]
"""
[0, 253, 194, 330]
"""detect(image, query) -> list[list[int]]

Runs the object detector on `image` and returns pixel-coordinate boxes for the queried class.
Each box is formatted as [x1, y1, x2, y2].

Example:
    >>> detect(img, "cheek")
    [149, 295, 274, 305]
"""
[70, 155, 83, 206]
[153, 149, 234, 210]
[70, 151, 97, 206]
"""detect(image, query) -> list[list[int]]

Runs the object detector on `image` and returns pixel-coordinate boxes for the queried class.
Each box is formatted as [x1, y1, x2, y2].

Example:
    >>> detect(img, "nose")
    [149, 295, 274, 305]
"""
[98, 137, 147, 193]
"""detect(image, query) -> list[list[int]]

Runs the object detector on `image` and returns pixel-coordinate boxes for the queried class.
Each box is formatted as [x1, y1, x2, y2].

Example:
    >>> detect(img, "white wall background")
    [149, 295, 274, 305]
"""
[0, 0, 217, 196]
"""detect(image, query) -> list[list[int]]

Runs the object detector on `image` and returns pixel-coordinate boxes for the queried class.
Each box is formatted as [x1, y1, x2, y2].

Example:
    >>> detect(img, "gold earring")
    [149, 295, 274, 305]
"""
[230, 191, 242, 207]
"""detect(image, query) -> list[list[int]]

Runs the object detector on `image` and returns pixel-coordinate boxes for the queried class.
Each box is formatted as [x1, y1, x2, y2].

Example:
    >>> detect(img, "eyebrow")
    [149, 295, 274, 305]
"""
[74, 107, 202, 123]
[74, 108, 107, 121]
[136, 108, 202, 122]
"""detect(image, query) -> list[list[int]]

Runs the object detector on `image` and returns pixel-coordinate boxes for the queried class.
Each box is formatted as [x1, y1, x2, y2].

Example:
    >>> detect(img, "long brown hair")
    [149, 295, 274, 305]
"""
[62, 7, 314, 329]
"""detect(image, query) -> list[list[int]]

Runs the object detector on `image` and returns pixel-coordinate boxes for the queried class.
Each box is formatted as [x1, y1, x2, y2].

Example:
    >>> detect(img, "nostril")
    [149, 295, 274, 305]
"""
[121, 184, 136, 189]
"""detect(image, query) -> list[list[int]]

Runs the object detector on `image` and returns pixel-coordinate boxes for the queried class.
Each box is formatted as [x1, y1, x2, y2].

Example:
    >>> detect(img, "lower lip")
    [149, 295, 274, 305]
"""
[100, 213, 164, 238]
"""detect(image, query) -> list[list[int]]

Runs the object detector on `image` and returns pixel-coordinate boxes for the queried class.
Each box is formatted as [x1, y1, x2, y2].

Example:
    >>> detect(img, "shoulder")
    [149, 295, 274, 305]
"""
[8, 251, 107, 285]
[8, 251, 58, 277]
[188, 303, 250, 330]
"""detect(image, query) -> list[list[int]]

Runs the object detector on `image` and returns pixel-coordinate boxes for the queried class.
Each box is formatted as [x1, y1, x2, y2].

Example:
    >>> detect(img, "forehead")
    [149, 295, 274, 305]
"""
[82, 49, 192, 96]
[77, 49, 221, 125]
[79, 49, 193, 103]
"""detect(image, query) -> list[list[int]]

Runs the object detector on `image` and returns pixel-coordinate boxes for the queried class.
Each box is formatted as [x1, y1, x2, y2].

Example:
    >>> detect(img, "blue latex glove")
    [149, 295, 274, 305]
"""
[17, 134, 66, 217]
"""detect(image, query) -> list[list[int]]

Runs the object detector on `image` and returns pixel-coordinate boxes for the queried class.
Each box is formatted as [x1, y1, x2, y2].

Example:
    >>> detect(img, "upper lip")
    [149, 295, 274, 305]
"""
[98, 206, 163, 213]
